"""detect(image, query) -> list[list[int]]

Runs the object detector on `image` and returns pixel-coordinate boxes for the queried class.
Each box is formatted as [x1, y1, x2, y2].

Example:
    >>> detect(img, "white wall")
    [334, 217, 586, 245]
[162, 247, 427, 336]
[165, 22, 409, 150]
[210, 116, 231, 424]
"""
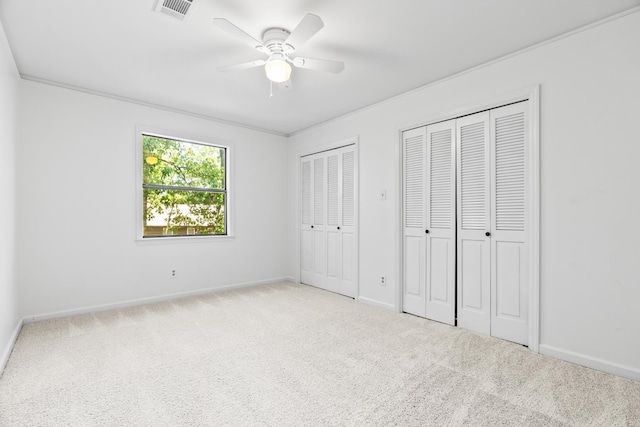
[288, 11, 640, 379]
[17, 82, 291, 318]
[0, 20, 20, 371]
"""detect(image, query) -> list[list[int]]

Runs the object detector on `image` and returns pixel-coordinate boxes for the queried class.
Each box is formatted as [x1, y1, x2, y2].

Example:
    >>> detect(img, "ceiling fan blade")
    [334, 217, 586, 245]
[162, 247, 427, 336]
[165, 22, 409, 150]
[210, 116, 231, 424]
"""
[284, 13, 324, 51]
[213, 18, 265, 51]
[218, 59, 266, 72]
[293, 57, 344, 74]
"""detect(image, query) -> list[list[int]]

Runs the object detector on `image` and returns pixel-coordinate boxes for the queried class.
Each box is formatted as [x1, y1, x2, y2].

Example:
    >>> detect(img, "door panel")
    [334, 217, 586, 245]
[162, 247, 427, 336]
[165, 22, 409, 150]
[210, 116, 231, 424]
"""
[312, 155, 326, 288]
[457, 111, 491, 335]
[402, 127, 427, 316]
[458, 238, 490, 334]
[425, 120, 456, 325]
[340, 148, 357, 298]
[495, 242, 523, 317]
[300, 159, 313, 285]
[429, 238, 450, 302]
[490, 102, 529, 345]
[325, 229, 340, 293]
[300, 229, 313, 284]
[341, 231, 356, 297]
[404, 235, 425, 317]
[325, 153, 340, 293]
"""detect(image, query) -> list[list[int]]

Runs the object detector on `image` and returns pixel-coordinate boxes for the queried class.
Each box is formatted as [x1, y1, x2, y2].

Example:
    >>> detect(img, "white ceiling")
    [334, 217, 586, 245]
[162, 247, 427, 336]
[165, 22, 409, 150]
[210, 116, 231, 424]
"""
[1, 0, 638, 135]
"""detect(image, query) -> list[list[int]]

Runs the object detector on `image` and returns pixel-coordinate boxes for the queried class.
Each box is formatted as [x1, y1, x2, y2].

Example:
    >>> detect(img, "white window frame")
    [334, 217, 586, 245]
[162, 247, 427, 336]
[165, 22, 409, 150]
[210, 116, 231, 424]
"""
[135, 126, 234, 242]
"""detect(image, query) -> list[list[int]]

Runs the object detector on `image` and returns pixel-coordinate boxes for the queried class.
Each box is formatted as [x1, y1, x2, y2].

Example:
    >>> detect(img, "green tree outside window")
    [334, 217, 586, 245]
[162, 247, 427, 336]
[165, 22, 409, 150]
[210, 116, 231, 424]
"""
[142, 135, 227, 237]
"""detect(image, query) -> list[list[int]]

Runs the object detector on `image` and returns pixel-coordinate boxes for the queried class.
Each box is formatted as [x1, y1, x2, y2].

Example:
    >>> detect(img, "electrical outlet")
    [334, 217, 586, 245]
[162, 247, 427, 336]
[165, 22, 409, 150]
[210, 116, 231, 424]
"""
[380, 275, 386, 286]
[171, 269, 177, 278]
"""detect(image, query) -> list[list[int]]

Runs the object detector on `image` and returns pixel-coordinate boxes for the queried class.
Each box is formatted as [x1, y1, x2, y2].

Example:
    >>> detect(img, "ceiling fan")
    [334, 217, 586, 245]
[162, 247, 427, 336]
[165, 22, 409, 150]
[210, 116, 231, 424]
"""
[212, 13, 345, 85]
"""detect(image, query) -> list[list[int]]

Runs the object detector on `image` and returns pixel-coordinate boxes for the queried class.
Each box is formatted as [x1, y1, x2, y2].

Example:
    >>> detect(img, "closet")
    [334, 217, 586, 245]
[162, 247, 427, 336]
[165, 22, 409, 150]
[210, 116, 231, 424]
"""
[402, 101, 530, 346]
[300, 145, 358, 298]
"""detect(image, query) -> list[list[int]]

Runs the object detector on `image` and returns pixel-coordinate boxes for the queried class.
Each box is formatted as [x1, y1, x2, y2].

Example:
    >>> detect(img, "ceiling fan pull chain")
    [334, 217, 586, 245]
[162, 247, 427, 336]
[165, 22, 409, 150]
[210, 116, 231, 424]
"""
[270, 80, 274, 98]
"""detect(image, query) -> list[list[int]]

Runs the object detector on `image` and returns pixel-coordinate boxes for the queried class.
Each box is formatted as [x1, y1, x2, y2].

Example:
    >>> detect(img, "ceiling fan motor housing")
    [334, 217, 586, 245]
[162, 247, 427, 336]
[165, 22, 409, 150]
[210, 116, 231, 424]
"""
[261, 28, 292, 55]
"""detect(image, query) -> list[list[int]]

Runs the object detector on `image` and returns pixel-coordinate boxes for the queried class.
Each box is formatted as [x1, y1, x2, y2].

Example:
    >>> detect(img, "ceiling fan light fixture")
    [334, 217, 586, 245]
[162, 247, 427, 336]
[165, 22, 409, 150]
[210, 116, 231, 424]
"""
[265, 59, 291, 83]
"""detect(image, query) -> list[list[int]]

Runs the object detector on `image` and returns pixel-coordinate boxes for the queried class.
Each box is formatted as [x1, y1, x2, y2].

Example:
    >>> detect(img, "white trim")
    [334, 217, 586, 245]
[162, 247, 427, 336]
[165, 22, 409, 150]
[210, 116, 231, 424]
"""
[297, 136, 359, 159]
[290, 6, 640, 137]
[134, 125, 235, 241]
[0, 20, 19, 79]
[394, 128, 403, 313]
[0, 319, 23, 378]
[22, 277, 294, 323]
[396, 85, 541, 352]
[356, 296, 395, 312]
[527, 86, 541, 353]
[539, 344, 640, 382]
[20, 76, 288, 137]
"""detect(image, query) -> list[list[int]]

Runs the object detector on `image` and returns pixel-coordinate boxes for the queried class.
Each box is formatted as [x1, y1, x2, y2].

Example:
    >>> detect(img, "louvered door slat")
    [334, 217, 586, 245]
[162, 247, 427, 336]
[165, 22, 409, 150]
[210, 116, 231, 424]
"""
[327, 154, 339, 226]
[494, 111, 525, 232]
[342, 150, 355, 227]
[301, 160, 311, 225]
[430, 129, 453, 229]
[460, 121, 487, 230]
[404, 132, 425, 229]
[314, 157, 324, 225]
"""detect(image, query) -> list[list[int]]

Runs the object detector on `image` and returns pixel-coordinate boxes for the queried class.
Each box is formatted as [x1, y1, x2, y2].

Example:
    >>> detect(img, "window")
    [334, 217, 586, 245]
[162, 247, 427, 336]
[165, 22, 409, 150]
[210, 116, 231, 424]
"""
[141, 133, 228, 238]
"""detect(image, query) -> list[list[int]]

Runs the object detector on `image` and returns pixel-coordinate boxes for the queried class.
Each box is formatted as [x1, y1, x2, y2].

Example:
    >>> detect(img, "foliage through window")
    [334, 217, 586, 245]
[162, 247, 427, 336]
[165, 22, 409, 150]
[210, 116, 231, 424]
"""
[142, 134, 227, 237]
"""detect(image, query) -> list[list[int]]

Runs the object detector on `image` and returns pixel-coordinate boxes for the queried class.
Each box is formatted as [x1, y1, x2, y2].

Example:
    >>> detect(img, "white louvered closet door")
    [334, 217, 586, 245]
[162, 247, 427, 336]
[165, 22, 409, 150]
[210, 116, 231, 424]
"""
[300, 157, 314, 286]
[457, 111, 492, 336]
[339, 147, 357, 298]
[490, 102, 529, 345]
[300, 145, 358, 298]
[425, 120, 456, 325]
[312, 155, 327, 289]
[325, 152, 341, 294]
[402, 127, 427, 317]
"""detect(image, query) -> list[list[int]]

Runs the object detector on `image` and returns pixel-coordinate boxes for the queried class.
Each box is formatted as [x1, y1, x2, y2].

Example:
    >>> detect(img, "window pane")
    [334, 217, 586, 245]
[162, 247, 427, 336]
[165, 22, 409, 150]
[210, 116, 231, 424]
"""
[143, 135, 225, 189]
[143, 188, 226, 237]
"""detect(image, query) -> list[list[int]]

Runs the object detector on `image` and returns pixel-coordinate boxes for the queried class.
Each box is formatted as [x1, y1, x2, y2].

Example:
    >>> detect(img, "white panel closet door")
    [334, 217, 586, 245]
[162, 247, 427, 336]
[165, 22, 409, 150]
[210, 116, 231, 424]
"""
[300, 145, 358, 298]
[425, 120, 456, 325]
[300, 157, 314, 285]
[457, 111, 491, 335]
[402, 127, 427, 317]
[325, 152, 341, 293]
[490, 102, 529, 345]
[312, 155, 327, 289]
[340, 147, 357, 298]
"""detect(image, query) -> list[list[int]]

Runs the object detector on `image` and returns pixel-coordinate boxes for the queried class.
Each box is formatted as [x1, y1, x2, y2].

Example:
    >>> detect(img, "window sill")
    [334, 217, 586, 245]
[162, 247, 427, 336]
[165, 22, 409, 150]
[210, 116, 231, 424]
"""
[135, 234, 235, 245]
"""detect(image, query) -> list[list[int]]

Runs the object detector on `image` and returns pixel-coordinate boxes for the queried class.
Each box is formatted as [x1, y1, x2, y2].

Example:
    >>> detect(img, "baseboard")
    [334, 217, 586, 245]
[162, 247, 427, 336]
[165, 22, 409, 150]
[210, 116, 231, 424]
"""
[0, 319, 23, 378]
[23, 277, 295, 324]
[539, 344, 640, 382]
[357, 296, 396, 312]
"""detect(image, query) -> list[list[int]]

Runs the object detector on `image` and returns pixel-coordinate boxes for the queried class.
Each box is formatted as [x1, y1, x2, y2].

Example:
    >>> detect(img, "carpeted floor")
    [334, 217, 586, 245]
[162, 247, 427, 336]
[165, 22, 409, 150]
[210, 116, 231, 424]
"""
[0, 282, 638, 426]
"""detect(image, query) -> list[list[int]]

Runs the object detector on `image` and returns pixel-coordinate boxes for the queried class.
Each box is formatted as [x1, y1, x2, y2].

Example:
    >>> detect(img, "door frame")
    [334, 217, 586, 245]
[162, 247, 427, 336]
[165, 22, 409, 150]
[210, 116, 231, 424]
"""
[395, 85, 540, 352]
[295, 136, 360, 297]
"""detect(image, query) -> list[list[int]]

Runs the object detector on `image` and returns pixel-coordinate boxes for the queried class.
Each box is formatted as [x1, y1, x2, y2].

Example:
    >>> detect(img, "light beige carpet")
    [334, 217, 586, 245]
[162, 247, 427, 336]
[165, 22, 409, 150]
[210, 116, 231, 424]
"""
[0, 282, 638, 426]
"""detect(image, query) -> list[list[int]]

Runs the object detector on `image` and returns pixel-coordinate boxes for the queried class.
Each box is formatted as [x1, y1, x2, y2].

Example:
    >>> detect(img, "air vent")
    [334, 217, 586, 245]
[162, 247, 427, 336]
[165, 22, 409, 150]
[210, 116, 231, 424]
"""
[155, 0, 194, 21]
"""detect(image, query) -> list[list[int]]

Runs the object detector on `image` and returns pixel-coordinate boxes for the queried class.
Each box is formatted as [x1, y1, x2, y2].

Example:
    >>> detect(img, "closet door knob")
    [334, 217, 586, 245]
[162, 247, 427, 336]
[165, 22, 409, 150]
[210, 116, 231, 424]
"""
[311, 225, 314, 229]
[485, 232, 491, 237]
[425, 229, 430, 234]
[337, 226, 341, 230]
